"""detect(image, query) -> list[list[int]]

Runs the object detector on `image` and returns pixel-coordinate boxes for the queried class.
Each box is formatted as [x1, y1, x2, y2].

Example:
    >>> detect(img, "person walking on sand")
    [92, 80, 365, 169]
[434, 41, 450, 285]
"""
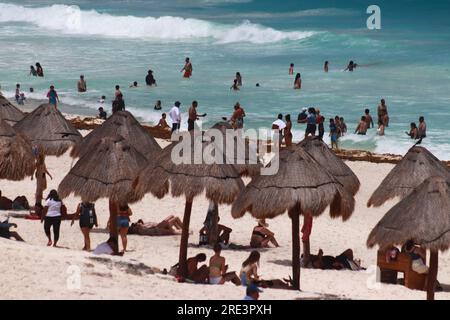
[169, 101, 181, 133]
[41, 190, 65, 247]
[46, 85, 59, 107]
[29, 65, 37, 76]
[32, 152, 52, 206]
[329, 118, 339, 150]
[71, 202, 98, 251]
[77, 75, 87, 92]
[364, 108, 374, 129]
[117, 204, 132, 253]
[289, 63, 294, 75]
[209, 243, 241, 285]
[418, 116, 426, 138]
[294, 73, 302, 89]
[355, 116, 368, 135]
[181, 57, 193, 78]
[36, 63, 44, 77]
[324, 61, 329, 72]
[188, 100, 206, 131]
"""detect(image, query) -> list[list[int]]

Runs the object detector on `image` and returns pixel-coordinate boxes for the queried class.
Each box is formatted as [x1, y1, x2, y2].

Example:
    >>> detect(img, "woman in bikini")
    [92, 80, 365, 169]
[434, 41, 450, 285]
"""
[240, 250, 261, 286]
[250, 220, 279, 248]
[181, 57, 193, 78]
[117, 204, 132, 252]
[32, 153, 52, 206]
[128, 216, 183, 236]
[284, 114, 293, 147]
[209, 243, 241, 285]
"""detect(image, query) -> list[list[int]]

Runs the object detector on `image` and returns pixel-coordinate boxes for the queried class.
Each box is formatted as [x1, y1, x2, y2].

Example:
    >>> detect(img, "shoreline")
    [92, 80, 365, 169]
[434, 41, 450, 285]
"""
[66, 114, 450, 168]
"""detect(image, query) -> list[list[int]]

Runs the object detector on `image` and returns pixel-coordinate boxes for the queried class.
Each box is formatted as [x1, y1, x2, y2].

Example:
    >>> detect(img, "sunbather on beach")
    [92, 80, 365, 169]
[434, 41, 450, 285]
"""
[250, 220, 279, 248]
[0, 219, 24, 241]
[199, 215, 232, 246]
[128, 216, 183, 236]
[307, 248, 364, 271]
[209, 243, 241, 285]
[186, 253, 209, 283]
[240, 251, 261, 286]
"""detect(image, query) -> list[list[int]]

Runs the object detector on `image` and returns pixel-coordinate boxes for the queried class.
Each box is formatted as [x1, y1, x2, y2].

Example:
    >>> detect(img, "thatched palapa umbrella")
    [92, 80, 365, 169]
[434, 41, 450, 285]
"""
[70, 110, 161, 160]
[368, 146, 450, 207]
[0, 94, 24, 125]
[297, 136, 360, 261]
[0, 120, 34, 181]
[59, 135, 148, 244]
[133, 131, 245, 276]
[204, 122, 262, 244]
[232, 147, 355, 290]
[367, 176, 450, 300]
[14, 103, 82, 205]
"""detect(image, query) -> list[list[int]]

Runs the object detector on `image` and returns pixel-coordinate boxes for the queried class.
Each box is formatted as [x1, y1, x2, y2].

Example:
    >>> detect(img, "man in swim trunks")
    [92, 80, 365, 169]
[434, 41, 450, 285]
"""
[181, 57, 193, 78]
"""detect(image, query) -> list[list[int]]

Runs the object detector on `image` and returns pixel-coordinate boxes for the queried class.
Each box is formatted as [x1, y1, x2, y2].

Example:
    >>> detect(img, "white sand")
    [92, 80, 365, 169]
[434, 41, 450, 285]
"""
[1, 140, 449, 300]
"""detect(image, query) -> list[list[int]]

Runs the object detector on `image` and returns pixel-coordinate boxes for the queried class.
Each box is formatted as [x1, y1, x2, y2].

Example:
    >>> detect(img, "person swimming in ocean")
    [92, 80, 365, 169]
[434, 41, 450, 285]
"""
[324, 61, 329, 72]
[344, 60, 358, 72]
[145, 70, 157, 86]
[406, 122, 419, 139]
[36, 63, 44, 77]
[29, 65, 37, 76]
[154, 100, 162, 110]
[235, 72, 242, 87]
[129, 81, 138, 88]
[181, 57, 193, 78]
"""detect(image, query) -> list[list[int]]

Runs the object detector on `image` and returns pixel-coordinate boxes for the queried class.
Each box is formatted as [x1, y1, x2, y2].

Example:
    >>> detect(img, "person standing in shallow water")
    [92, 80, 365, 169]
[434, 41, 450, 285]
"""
[235, 72, 242, 87]
[77, 75, 87, 92]
[294, 73, 302, 89]
[418, 116, 426, 138]
[46, 85, 59, 107]
[316, 109, 325, 139]
[29, 65, 37, 76]
[181, 57, 193, 78]
[329, 118, 338, 150]
[284, 114, 293, 147]
[324, 61, 329, 72]
[36, 63, 44, 77]
[289, 63, 294, 75]
[188, 100, 206, 131]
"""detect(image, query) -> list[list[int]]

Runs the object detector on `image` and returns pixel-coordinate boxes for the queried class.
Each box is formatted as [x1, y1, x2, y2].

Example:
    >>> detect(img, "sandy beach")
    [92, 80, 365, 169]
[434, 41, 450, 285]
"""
[1, 131, 449, 300]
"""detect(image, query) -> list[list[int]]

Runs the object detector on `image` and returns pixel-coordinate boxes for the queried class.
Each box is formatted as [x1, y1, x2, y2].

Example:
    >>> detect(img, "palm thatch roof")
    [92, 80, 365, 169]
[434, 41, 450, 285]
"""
[0, 94, 24, 125]
[13, 104, 82, 156]
[206, 121, 262, 177]
[70, 110, 161, 160]
[232, 147, 355, 220]
[0, 120, 35, 180]
[133, 131, 245, 203]
[367, 176, 450, 252]
[58, 135, 148, 203]
[368, 146, 450, 207]
[297, 137, 360, 195]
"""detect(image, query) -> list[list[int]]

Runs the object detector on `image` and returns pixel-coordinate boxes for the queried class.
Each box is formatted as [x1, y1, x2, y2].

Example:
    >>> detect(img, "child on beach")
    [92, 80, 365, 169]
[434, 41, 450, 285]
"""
[329, 118, 339, 150]
[46, 85, 59, 107]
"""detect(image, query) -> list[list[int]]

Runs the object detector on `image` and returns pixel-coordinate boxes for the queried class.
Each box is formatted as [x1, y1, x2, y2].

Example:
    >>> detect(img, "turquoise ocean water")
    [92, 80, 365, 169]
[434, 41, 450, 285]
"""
[0, 0, 449, 159]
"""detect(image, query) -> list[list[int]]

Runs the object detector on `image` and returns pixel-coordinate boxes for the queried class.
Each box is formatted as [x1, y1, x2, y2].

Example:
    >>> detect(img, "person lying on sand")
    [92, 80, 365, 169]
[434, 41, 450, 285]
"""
[0, 219, 24, 241]
[250, 220, 279, 248]
[305, 248, 364, 271]
[128, 216, 183, 236]
[209, 243, 241, 285]
[0, 191, 13, 210]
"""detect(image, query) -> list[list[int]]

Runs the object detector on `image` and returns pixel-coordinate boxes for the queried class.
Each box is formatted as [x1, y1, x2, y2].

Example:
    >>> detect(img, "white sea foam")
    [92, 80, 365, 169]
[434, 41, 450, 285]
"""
[0, 3, 317, 44]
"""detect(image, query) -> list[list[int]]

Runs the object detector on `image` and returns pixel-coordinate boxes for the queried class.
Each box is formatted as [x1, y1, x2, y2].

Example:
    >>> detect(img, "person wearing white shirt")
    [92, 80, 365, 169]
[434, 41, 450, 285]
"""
[272, 114, 286, 147]
[41, 189, 64, 247]
[169, 101, 182, 133]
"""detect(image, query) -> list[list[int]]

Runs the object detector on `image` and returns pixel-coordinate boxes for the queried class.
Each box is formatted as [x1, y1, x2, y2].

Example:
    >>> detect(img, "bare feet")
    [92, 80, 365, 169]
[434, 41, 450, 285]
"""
[47, 240, 52, 246]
